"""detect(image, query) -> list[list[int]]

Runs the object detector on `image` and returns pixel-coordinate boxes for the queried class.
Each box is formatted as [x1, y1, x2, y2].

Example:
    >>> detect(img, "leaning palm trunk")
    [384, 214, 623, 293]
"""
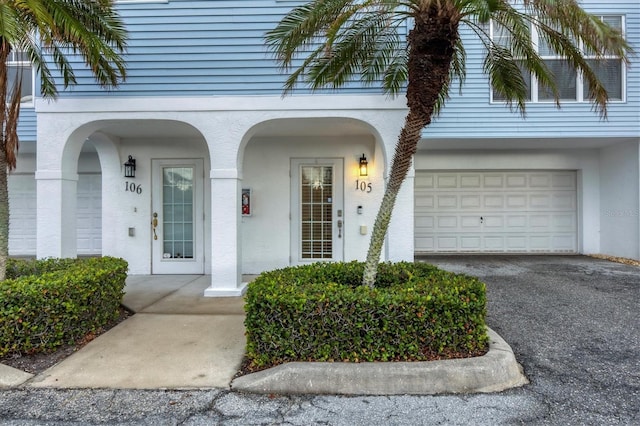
[362, 111, 426, 287]
[362, 6, 460, 288]
[0, 41, 10, 282]
[0, 149, 8, 281]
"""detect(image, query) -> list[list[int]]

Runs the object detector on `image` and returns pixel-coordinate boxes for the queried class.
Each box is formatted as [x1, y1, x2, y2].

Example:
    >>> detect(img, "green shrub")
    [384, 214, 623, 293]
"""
[0, 257, 128, 357]
[244, 261, 489, 370]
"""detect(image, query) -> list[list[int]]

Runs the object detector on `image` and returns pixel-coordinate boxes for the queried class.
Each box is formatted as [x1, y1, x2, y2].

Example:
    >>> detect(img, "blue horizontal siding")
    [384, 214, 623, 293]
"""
[48, 0, 638, 139]
[56, 0, 383, 97]
[17, 108, 36, 142]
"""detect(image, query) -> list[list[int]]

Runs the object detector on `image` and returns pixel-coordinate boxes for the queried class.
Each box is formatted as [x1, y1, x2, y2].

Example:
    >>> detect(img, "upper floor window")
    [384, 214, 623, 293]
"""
[7, 50, 33, 104]
[491, 15, 624, 104]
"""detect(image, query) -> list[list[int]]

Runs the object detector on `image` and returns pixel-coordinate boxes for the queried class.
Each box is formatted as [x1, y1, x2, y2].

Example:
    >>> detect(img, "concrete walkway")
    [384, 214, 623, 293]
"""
[27, 275, 247, 389]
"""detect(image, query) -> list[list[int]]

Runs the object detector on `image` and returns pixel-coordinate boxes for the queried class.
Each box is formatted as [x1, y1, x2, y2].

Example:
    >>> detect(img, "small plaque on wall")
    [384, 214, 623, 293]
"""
[242, 188, 252, 216]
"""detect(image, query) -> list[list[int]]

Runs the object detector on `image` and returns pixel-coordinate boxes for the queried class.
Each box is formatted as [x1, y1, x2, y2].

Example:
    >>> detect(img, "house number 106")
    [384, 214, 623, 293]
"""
[125, 181, 142, 194]
[355, 179, 372, 193]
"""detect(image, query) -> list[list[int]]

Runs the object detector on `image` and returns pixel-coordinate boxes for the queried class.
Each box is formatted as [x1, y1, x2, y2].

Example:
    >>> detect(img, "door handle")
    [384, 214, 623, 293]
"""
[152, 212, 158, 240]
[337, 219, 343, 238]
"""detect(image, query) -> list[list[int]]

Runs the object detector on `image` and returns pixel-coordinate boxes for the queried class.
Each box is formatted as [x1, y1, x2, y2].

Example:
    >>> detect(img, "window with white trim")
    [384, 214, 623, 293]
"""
[491, 15, 625, 103]
[6, 50, 33, 104]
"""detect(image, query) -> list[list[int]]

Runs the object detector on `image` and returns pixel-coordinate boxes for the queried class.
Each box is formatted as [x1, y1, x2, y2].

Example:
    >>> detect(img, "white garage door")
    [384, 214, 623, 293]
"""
[8, 174, 37, 255]
[76, 174, 102, 255]
[415, 171, 577, 253]
[8, 173, 102, 256]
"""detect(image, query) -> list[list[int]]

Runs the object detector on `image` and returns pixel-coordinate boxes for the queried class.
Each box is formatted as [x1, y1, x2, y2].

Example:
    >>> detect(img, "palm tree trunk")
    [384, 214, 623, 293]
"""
[0, 41, 9, 282]
[0, 149, 9, 282]
[362, 6, 460, 288]
[362, 111, 426, 287]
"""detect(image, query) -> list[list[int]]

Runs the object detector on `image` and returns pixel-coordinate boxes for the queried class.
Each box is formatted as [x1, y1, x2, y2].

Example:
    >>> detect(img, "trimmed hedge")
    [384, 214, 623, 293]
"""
[0, 257, 128, 357]
[245, 261, 489, 370]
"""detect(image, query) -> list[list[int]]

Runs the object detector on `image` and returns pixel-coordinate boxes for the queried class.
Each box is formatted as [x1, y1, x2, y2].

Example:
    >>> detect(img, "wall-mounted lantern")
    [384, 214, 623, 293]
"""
[359, 153, 368, 177]
[124, 155, 136, 178]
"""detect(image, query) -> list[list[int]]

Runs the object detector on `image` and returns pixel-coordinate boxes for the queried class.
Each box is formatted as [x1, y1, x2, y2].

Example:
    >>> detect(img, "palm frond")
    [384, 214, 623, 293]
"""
[266, 0, 354, 69]
[484, 45, 528, 113]
[382, 48, 408, 96]
[266, 0, 407, 94]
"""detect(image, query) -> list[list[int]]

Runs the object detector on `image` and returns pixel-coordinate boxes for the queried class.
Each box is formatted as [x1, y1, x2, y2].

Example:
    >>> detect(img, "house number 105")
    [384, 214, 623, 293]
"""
[125, 181, 142, 194]
[355, 179, 372, 193]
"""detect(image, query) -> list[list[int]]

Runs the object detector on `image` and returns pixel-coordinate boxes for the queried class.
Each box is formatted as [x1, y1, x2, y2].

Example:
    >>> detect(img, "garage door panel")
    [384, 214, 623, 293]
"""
[415, 193, 434, 208]
[415, 175, 434, 188]
[506, 195, 527, 209]
[506, 236, 527, 250]
[483, 216, 503, 228]
[483, 175, 504, 188]
[461, 236, 481, 249]
[552, 214, 575, 229]
[415, 171, 577, 254]
[553, 235, 576, 250]
[437, 195, 457, 209]
[461, 216, 481, 229]
[483, 236, 504, 250]
[552, 193, 575, 209]
[437, 236, 458, 250]
[506, 215, 527, 228]
[437, 216, 457, 228]
[552, 173, 576, 189]
[506, 174, 527, 188]
[460, 175, 481, 188]
[530, 236, 551, 250]
[530, 174, 551, 187]
[76, 174, 102, 255]
[8, 175, 37, 255]
[437, 175, 458, 188]
[461, 195, 481, 208]
[484, 195, 504, 209]
[415, 216, 434, 229]
[415, 237, 434, 250]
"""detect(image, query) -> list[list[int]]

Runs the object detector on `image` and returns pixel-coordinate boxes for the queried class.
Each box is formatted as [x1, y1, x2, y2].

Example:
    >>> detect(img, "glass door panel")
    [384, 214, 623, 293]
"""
[162, 167, 194, 259]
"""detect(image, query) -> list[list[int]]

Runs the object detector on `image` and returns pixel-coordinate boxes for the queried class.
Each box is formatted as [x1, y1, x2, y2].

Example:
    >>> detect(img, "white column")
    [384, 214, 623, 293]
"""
[385, 165, 415, 262]
[204, 168, 246, 297]
[35, 170, 78, 259]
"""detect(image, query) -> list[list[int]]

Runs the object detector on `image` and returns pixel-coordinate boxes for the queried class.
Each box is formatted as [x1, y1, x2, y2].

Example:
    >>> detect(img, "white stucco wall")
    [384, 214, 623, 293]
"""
[241, 136, 380, 273]
[34, 95, 412, 293]
[413, 148, 602, 254]
[599, 140, 640, 260]
[101, 138, 211, 274]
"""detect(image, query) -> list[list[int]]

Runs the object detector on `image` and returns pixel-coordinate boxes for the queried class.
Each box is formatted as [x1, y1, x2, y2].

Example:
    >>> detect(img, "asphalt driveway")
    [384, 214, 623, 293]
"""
[419, 255, 640, 424]
[1, 255, 638, 425]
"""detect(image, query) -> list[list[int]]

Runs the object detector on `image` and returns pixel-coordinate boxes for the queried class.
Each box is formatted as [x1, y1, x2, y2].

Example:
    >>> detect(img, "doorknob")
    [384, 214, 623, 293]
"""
[337, 219, 343, 238]
[152, 212, 158, 240]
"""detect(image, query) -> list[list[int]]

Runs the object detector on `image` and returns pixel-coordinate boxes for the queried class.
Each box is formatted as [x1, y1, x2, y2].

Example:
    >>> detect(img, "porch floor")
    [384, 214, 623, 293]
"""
[122, 274, 251, 314]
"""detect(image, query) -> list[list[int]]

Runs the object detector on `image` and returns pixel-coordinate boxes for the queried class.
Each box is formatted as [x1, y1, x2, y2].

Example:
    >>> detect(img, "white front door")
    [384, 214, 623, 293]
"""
[291, 158, 344, 265]
[152, 159, 204, 274]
